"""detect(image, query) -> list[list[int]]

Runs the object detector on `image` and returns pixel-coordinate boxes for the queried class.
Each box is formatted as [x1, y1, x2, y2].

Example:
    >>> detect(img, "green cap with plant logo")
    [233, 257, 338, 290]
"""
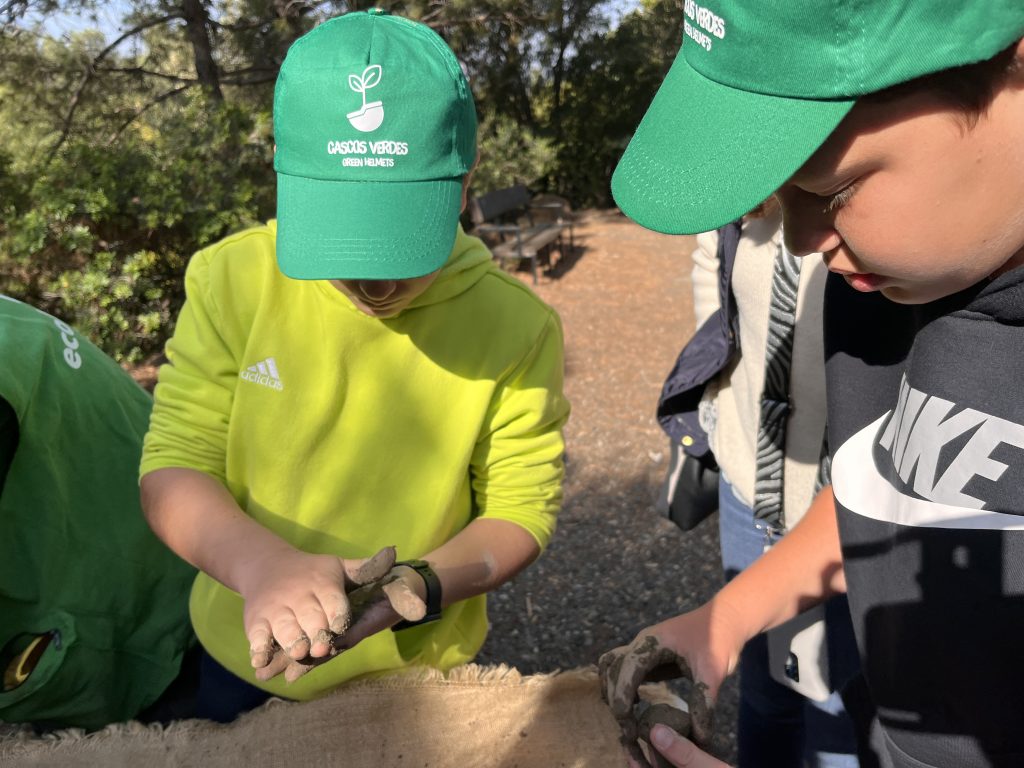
[273, 10, 477, 280]
[612, 0, 1024, 235]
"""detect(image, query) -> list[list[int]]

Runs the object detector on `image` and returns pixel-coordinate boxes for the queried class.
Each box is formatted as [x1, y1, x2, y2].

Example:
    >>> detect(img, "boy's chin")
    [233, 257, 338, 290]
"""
[880, 281, 970, 306]
[356, 303, 405, 318]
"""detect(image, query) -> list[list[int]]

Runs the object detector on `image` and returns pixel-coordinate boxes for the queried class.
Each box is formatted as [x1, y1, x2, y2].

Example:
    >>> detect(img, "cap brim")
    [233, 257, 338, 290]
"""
[612, 51, 856, 235]
[276, 175, 463, 280]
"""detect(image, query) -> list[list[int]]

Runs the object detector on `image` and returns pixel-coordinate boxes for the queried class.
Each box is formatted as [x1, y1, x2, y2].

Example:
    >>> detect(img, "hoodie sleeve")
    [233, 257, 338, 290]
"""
[140, 248, 239, 482]
[692, 229, 721, 328]
[469, 309, 570, 550]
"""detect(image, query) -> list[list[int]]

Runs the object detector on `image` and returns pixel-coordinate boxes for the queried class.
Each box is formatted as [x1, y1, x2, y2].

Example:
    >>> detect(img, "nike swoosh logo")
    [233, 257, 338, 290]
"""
[832, 414, 1024, 531]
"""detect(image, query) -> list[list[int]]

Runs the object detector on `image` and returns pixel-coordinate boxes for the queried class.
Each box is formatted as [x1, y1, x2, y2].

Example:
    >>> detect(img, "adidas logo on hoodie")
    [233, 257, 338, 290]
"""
[240, 357, 284, 391]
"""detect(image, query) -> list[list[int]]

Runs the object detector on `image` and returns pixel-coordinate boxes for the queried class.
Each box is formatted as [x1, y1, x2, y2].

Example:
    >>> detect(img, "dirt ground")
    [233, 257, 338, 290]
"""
[473, 210, 740, 762]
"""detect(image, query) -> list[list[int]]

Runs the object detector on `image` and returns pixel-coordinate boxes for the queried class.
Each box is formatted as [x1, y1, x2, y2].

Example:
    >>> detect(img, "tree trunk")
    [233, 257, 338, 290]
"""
[550, 3, 567, 144]
[180, 0, 223, 101]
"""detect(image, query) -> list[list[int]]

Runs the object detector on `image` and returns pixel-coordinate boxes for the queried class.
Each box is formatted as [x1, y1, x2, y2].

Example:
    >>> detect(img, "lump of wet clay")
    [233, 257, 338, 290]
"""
[636, 703, 692, 768]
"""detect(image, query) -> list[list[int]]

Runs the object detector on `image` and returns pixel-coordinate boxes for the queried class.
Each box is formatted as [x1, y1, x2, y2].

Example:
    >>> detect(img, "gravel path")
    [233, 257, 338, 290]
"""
[475, 210, 740, 762]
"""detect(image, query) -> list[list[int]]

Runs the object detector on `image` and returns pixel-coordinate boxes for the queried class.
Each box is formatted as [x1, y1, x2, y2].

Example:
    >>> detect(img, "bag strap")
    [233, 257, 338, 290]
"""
[717, 220, 742, 343]
[752, 241, 801, 528]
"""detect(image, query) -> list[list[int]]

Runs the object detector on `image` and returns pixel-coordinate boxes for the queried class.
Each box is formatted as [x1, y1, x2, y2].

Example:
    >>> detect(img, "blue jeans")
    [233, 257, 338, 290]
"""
[195, 650, 275, 723]
[719, 477, 860, 768]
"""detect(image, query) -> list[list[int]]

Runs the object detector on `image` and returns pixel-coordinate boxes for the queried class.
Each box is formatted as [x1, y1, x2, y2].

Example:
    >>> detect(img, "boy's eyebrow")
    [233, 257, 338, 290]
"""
[786, 116, 866, 190]
[787, 150, 844, 190]
[787, 166, 846, 192]
[789, 155, 870, 192]
[787, 102, 903, 192]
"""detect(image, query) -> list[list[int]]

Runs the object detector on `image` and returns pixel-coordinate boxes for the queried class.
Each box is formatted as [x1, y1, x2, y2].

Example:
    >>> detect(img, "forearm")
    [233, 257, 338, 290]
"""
[417, 518, 541, 606]
[709, 484, 845, 641]
[140, 466, 299, 594]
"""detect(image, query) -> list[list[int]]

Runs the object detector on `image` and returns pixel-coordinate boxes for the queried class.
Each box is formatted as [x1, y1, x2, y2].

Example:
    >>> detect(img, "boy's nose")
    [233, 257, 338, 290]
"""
[359, 280, 397, 301]
[775, 189, 842, 257]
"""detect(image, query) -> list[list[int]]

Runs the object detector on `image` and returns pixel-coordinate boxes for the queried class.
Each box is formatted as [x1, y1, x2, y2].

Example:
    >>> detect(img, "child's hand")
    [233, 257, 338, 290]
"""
[599, 604, 740, 766]
[240, 545, 395, 671]
[636, 725, 731, 768]
[239, 545, 428, 683]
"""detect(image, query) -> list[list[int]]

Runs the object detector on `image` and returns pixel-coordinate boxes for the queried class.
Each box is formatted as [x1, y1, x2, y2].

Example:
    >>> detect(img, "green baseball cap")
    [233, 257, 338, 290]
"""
[612, 0, 1024, 235]
[274, 10, 477, 280]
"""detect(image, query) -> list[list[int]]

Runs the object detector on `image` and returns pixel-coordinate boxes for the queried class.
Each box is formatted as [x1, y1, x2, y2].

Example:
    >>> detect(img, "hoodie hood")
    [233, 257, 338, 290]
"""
[968, 263, 1024, 326]
[268, 220, 496, 316]
[406, 224, 495, 309]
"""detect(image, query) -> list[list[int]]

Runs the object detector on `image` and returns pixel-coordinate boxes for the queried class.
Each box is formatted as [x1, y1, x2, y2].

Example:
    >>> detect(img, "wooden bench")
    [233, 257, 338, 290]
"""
[468, 185, 574, 284]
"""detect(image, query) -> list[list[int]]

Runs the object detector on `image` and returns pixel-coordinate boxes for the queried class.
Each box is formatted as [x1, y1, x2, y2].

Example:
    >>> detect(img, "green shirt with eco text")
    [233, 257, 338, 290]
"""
[0, 296, 194, 730]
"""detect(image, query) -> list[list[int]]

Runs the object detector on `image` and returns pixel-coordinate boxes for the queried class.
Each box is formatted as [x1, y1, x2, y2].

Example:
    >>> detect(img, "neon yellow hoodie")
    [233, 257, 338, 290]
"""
[141, 222, 568, 700]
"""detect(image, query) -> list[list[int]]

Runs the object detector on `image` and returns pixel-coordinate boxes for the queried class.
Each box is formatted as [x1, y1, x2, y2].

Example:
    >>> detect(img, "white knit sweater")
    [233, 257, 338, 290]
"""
[692, 211, 828, 529]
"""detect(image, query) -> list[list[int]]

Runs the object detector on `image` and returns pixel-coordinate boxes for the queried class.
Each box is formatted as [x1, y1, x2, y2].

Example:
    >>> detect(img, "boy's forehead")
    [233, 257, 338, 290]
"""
[786, 113, 863, 188]
[788, 92, 944, 188]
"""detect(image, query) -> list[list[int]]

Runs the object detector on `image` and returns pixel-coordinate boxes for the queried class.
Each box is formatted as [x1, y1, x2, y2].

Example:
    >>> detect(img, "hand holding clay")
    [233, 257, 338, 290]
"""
[240, 545, 426, 683]
[638, 723, 732, 768]
[247, 548, 428, 684]
[633, 704, 694, 768]
[599, 605, 740, 767]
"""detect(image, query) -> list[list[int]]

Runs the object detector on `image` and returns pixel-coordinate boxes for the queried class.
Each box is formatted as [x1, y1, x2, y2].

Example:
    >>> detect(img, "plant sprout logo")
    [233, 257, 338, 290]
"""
[347, 65, 384, 132]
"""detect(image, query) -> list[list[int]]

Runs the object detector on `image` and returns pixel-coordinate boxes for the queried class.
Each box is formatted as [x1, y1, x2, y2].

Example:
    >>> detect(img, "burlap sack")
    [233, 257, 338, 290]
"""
[0, 665, 632, 768]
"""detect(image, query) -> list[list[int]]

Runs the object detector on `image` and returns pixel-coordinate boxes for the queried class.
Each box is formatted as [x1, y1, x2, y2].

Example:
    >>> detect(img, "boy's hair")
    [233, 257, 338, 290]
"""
[869, 43, 1024, 127]
[744, 196, 779, 221]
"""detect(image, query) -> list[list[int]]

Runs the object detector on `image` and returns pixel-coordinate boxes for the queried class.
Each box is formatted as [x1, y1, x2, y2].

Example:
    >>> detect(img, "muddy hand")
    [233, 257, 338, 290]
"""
[328, 545, 399, 634]
[255, 562, 427, 683]
[598, 633, 714, 765]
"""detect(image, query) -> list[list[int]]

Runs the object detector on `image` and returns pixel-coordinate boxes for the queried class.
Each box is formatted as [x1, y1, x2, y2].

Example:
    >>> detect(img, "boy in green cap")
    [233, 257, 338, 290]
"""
[599, 2, 1024, 767]
[141, 10, 568, 722]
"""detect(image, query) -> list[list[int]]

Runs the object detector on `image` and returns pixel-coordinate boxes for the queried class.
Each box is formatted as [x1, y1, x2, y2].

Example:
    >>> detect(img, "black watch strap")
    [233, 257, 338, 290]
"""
[392, 559, 443, 631]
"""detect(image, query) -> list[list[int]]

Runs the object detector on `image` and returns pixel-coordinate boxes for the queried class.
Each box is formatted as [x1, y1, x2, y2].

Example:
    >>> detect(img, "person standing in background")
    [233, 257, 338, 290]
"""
[692, 202, 860, 767]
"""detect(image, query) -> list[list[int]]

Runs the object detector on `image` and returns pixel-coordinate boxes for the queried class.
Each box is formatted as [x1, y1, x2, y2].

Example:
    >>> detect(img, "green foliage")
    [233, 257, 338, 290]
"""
[474, 112, 556, 195]
[549, 0, 685, 206]
[0, 0, 688, 361]
[0, 94, 275, 362]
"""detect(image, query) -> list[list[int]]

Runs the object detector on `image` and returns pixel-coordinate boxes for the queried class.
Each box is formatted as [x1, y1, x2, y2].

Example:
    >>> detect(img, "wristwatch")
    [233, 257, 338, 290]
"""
[392, 559, 443, 630]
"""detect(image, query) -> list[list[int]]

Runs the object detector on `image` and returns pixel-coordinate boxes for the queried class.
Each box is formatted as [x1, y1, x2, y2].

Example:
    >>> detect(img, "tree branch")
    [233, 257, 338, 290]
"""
[107, 83, 196, 143]
[221, 65, 278, 77]
[0, 0, 31, 27]
[45, 13, 183, 164]
[97, 64, 197, 83]
[207, 16, 274, 32]
[96, 14, 184, 66]
[221, 73, 277, 86]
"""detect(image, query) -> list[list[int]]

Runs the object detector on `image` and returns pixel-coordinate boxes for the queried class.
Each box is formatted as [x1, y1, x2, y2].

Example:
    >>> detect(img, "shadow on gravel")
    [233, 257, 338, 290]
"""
[500, 240, 589, 284]
[476, 469, 739, 762]
[544, 241, 587, 281]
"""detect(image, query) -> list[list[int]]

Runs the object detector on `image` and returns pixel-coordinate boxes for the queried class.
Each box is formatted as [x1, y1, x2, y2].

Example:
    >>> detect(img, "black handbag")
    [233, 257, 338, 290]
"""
[657, 441, 720, 531]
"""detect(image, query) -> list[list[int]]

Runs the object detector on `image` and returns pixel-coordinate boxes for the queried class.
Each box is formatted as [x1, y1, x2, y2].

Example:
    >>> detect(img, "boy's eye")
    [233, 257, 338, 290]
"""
[823, 182, 859, 212]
